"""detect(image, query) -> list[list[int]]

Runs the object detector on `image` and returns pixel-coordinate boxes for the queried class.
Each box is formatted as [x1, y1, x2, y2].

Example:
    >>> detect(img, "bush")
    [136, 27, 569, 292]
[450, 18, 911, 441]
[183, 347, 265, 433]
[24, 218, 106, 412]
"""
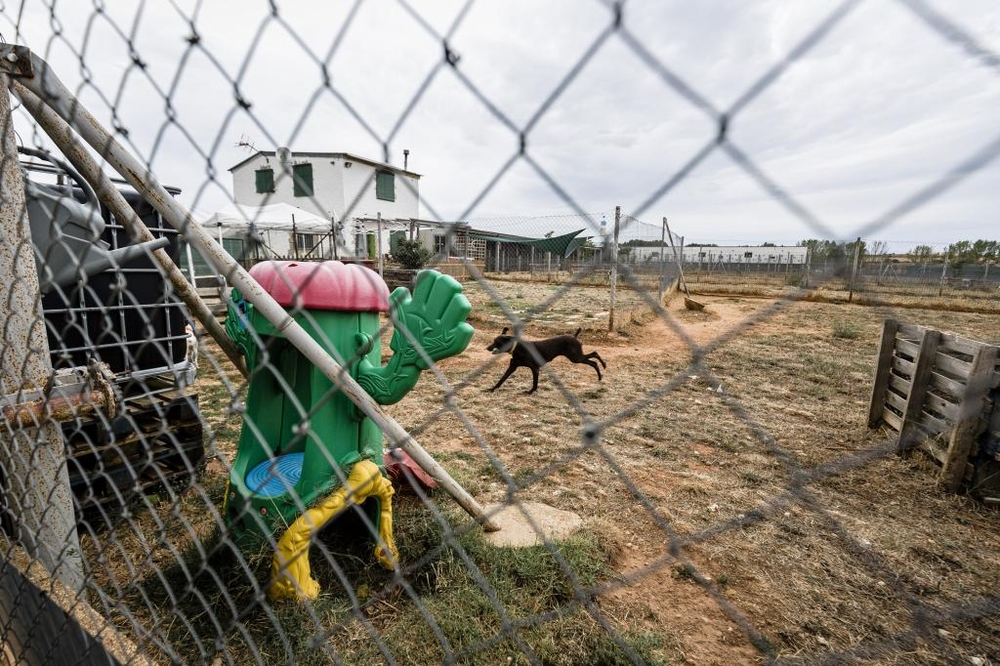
[831, 320, 861, 339]
[393, 238, 432, 269]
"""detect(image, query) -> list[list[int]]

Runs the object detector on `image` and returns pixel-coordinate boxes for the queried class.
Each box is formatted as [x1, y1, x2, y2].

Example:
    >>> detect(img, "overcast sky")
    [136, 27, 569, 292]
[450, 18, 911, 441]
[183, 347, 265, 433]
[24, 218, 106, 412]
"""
[6, 0, 1000, 248]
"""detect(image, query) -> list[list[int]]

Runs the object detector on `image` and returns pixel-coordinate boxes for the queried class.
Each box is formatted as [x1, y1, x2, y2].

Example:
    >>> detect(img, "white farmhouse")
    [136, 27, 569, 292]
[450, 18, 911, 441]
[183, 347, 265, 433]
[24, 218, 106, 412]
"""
[228, 148, 421, 259]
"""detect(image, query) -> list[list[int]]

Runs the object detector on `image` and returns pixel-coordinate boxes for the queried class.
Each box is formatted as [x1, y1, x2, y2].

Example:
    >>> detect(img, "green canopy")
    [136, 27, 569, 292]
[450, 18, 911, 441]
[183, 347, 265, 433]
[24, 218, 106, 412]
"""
[470, 228, 590, 257]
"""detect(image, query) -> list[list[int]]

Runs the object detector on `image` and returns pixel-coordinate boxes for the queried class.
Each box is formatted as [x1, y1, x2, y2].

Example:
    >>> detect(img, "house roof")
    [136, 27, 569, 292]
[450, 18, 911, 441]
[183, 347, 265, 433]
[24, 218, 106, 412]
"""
[228, 151, 421, 178]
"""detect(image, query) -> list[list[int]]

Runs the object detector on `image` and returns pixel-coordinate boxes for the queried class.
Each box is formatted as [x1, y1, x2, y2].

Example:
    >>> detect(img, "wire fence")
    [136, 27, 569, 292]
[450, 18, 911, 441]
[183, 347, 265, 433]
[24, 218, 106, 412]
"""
[2, 2, 1000, 665]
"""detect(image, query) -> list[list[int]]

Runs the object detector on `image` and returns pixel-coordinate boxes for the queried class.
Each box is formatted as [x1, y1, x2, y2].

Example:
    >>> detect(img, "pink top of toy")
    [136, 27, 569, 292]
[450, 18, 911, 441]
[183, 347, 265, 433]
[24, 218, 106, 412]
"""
[249, 261, 390, 312]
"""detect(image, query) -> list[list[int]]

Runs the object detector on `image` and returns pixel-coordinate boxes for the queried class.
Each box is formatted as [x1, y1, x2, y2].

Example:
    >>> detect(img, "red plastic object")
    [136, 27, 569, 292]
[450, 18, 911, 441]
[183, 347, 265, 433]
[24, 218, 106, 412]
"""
[384, 450, 438, 490]
[249, 261, 390, 312]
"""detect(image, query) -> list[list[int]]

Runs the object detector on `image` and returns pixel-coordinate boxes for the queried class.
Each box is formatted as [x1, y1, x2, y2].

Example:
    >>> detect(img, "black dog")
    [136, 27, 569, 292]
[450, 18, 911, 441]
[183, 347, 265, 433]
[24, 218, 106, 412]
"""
[486, 327, 606, 393]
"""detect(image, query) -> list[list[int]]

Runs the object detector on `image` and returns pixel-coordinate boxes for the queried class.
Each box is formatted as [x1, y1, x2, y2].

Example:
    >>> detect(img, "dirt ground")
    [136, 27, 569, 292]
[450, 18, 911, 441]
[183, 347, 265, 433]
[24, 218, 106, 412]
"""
[186, 276, 1000, 665]
[375, 279, 1000, 665]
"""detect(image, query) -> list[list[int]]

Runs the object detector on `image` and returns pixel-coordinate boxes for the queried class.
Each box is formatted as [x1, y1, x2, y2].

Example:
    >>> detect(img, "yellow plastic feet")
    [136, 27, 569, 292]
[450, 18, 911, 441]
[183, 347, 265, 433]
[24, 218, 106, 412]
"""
[268, 460, 398, 602]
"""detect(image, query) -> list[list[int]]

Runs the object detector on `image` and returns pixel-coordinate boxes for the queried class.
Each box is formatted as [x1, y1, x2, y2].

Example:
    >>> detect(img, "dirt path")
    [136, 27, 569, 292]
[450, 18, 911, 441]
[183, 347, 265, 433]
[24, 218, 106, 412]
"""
[596, 296, 767, 664]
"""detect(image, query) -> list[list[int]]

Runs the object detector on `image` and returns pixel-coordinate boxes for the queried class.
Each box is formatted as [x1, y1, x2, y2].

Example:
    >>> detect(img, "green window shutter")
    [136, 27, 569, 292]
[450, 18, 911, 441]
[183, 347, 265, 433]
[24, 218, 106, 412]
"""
[255, 168, 274, 193]
[293, 163, 313, 197]
[222, 238, 245, 261]
[376, 171, 395, 201]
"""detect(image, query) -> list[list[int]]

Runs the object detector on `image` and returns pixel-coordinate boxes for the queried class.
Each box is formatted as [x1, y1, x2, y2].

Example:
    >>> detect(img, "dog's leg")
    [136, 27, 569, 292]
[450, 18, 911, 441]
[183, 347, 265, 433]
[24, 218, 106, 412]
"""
[587, 351, 607, 369]
[489, 362, 519, 392]
[527, 366, 540, 394]
[582, 359, 603, 381]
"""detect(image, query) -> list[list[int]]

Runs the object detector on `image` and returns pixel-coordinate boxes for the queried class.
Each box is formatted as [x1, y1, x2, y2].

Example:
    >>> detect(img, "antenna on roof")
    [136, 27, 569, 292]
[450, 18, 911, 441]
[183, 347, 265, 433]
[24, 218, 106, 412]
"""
[236, 134, 257, 152]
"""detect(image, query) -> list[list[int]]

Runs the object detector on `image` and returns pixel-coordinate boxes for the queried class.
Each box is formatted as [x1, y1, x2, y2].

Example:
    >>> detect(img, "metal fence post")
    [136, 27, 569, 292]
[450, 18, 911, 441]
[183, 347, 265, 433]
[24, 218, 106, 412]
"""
[804, 246, 812, 288]
[939, 249, 949, 297]
[848, 236, 861, 303]
[0, 57, 83, 592]
[658, 217, 667, 301]
[608, 205, 620, 332]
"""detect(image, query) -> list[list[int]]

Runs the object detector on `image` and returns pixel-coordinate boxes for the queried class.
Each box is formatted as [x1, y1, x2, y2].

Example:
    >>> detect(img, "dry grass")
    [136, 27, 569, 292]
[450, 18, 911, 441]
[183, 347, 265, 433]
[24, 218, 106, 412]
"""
[81, 277, 1000, 664]
[388, 279, 1000, 664]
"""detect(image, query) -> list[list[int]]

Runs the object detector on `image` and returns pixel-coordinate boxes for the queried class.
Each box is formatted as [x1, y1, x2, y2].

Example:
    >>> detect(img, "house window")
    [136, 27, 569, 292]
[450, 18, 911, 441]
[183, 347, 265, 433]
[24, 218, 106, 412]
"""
[375, 170, 395, 201]
[433, 234, 447, 254]
[255, 168, 274, 193]
[744, 251, 753, 259]
[292, 163, 313, 197]
[295, 233, 318, 253]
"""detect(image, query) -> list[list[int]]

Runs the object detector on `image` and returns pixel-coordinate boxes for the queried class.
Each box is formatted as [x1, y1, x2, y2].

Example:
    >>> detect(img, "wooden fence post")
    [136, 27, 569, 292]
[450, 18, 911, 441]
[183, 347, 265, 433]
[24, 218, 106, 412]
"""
[898, 328, 941, 452]
[940, 345, 998, 491]
[868, 319, 899, 428]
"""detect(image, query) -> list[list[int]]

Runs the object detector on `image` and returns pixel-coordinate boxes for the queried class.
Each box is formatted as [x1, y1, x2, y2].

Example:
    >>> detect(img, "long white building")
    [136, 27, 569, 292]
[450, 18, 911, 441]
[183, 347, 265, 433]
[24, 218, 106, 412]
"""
[628, 244, 809, 265]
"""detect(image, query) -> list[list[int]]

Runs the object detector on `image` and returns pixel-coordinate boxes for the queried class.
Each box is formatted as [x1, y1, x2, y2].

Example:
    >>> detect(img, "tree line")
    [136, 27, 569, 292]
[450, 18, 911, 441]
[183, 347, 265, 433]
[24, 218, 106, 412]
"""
[798, 239, 998, 271]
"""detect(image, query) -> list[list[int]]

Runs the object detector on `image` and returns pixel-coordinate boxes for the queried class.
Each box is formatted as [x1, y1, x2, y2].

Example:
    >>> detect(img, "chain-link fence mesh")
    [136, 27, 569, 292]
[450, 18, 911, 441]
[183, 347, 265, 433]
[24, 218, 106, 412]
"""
[2, 1, 1000, 664]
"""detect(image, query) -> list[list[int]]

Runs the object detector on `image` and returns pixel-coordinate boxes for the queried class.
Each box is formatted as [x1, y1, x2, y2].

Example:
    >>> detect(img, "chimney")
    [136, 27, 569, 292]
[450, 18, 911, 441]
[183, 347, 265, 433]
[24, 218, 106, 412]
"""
[403, 149, 409, 171]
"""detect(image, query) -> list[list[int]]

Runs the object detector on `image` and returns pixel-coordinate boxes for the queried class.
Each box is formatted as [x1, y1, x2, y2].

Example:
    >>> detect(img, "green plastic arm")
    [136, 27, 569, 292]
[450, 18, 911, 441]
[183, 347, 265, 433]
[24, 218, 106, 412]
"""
[225, 287, 259, 369]
[357, 270, 474, 405]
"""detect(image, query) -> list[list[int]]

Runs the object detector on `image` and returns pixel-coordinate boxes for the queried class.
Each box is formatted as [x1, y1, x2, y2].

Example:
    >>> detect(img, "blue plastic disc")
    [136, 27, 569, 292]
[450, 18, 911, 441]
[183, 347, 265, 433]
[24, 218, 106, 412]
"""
[246, 453, 305, 498]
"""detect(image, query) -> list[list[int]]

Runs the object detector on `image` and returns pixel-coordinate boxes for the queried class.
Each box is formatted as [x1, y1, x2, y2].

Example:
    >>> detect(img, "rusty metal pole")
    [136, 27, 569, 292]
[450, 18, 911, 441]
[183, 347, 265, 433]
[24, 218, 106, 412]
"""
[0, 49, 84, 591]
[16, 51, 499, 532]
[608, 205, 620, 332]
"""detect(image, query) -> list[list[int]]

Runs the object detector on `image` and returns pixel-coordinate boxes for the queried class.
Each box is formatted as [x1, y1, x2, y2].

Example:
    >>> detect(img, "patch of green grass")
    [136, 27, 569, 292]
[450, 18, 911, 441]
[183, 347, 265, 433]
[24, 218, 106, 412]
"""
[124, 498, 661, 664]
[831, 320, 861, 339]
[672, 563, 698, 582]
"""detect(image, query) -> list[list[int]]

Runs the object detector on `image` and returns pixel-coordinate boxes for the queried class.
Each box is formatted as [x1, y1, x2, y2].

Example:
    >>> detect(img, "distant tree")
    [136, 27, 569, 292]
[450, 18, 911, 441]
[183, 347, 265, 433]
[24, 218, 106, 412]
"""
[867, 240, 889, 257]
[623, 239, 665, 247]
[761, 242, 776, 247]
[844, 239, 866, 262]
[972, 239, 999, 263]
[799, 239, 845, 262]
[393, 238, 432, 270]
[946, 240, 974, 271]
[907, 245, 935, 264]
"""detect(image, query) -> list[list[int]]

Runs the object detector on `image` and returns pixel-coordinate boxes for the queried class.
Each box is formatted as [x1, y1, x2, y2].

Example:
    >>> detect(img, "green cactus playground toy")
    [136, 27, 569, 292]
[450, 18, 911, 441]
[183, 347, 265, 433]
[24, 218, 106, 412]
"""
[223, 261, 474, 601]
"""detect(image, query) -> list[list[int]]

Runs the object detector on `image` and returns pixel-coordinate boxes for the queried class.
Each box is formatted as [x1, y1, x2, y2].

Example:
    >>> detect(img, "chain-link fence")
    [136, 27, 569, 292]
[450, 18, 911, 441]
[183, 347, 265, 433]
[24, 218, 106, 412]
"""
[2, 2, 1000, 665]
[678, 239, 1000, 310]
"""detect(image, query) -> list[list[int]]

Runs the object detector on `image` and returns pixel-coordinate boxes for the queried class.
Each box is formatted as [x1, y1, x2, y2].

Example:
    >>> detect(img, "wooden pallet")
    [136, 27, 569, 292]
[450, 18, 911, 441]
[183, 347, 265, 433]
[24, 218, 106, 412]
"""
[868, 320, 1000, 491]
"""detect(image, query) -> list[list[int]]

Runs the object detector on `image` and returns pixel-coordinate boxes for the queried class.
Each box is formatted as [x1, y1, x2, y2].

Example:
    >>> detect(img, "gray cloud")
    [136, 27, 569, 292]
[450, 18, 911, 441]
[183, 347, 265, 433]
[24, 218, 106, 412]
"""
[7, 0, 1000, 246]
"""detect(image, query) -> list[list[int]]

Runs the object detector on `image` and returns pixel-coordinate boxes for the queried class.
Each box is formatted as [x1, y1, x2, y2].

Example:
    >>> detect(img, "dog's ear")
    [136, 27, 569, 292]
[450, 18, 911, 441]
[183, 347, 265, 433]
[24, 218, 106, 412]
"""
[501, 327, 509, 336]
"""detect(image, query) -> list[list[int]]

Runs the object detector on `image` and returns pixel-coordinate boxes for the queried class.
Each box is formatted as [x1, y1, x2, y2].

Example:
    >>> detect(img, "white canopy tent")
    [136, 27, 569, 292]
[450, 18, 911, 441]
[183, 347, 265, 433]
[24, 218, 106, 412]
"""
[183, 203, 350, 286]
[200, 203, 335, 236]
[196, 202, 349, 258]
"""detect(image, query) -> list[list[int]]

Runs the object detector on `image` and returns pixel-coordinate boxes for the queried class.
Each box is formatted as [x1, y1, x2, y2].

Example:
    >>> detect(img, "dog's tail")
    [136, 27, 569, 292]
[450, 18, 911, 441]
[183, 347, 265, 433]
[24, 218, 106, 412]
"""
[573, 327, 581, 338]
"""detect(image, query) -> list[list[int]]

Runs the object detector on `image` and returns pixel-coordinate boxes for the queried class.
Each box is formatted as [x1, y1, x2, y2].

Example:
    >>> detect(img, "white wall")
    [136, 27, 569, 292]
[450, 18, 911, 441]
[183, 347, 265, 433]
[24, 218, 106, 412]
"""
[340, 161, 419, 221]
[231, 152, 420, 228]
[231, 153, 343, 221]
